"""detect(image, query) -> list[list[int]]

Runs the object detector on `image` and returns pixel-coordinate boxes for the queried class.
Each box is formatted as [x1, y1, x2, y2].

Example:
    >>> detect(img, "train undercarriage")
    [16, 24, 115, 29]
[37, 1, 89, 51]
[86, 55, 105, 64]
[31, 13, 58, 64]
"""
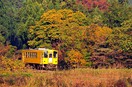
[25, 63, 58, 70]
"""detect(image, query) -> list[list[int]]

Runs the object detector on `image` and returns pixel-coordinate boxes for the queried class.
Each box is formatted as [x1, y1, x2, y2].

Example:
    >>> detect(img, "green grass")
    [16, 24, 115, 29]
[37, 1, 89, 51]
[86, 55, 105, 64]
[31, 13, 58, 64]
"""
[0, 68, 132, 87]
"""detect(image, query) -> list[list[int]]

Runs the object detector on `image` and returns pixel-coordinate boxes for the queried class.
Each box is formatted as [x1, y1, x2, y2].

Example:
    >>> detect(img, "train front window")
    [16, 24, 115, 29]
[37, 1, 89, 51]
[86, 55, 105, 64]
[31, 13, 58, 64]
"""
[44, 51, 48, 58]
[53, 51, 57, 58]
[49, 54, 52, 58]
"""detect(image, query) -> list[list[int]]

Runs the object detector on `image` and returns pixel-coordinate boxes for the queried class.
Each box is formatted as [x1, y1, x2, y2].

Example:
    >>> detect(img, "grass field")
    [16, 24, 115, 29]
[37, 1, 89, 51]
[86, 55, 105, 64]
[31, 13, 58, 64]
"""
[0, 68, 132, 87]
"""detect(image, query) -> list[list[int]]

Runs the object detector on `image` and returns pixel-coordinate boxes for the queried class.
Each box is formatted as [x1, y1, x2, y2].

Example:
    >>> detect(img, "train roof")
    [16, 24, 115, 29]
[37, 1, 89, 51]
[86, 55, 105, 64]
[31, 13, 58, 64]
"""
[22, 48, 57, 51]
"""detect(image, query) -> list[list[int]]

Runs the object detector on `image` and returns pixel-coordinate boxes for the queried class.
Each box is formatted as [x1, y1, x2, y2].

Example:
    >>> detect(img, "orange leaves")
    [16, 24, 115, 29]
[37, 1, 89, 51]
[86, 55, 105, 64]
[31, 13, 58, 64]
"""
[87, 24, 112, 44]
[65, 49, 86, 68]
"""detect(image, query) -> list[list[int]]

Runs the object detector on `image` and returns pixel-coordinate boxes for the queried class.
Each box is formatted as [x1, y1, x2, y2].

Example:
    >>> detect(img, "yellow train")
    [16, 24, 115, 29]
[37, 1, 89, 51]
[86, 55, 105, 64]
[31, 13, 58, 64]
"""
[22, 48, 58, 69]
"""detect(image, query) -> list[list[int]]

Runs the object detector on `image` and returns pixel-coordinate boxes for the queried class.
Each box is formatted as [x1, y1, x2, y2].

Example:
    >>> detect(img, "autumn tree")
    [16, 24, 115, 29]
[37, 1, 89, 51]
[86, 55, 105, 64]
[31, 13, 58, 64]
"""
[107, 19, 132, 53]
[85, 24, 113, 68]
[65, 49, 86, 68]
[28, 9, 87, 49]
[76, 0, 109, 11]
[85, 24, 112, 47]
[90, 20, 132, 68]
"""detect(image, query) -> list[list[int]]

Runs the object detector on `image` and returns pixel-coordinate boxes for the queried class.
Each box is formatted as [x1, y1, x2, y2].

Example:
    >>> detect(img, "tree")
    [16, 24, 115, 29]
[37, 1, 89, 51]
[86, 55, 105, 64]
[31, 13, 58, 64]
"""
[107, 19, 132, 53]
[16, 0, 44, 49]
[90, 18, 132, 68]
[85, 24, 113, 68]
[0, 25, 8, 44]
[103, 0, 132, 27]
[77, 0, 109, 11]
[0, 0, 24, 48]
[65, 49, 86, 68]
[28, 9, 87, 49]
[86, 24, 112, 46]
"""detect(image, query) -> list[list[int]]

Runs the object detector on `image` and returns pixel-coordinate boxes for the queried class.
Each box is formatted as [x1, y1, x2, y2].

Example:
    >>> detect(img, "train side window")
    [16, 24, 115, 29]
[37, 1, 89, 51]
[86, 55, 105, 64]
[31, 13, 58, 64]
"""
[35, 52, 37, 58]
[33, 52, 35, 58]
[31, 52, 33, 58]
[25, 52, 27, 58]
[33, 52, 37, 58]
[28, 52, 30, 58]
[25, 52, 37, 58]
[30, 52, 32, 58]
[26, 52, 28, 58]
[32, 52, 37, 58]
[53, 51, 57, 58]
[32, 52, 34, 58]
[32, 52, 35, 58]
[23, 53, 25, 57]
[27, 52, 30, 58]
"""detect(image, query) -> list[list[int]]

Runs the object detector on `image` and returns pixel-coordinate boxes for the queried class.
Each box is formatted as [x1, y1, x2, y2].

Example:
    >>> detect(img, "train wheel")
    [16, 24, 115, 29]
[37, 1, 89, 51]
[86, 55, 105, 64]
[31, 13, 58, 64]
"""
[36, 65, 40, 70]
[25, 64, 32, 69]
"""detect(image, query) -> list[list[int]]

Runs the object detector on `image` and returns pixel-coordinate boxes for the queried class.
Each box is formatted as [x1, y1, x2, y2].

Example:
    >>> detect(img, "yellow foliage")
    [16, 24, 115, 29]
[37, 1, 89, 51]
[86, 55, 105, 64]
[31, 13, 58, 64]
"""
[28, 9, 87, 48]
[0, 56, 25, 71]
[65, 49, 86, 68]
[87, 24, 112, 44]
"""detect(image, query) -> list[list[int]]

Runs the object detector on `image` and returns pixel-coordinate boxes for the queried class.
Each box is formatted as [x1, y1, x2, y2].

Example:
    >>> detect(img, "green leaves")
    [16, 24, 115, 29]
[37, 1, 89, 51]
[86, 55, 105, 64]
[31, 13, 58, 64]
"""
[107, 19, 132, 52]
[103, 1, 132, 27]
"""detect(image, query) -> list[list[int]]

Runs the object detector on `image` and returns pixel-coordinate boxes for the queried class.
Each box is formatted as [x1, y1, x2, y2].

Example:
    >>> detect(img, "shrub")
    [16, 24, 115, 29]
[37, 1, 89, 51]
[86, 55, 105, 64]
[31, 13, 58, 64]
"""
[65, 49, 86, 68]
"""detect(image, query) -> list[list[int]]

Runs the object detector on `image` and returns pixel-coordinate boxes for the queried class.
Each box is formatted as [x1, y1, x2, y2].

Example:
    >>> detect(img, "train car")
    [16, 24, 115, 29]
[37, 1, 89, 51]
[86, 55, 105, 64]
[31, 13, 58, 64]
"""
[22, 48, 58, 69]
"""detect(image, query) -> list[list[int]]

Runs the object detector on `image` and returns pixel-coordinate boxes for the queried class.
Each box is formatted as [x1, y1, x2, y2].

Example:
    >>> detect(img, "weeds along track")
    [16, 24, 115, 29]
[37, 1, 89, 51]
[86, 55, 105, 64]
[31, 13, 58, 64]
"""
[31, 69, 57, 73]
[0, 68, 132, 87]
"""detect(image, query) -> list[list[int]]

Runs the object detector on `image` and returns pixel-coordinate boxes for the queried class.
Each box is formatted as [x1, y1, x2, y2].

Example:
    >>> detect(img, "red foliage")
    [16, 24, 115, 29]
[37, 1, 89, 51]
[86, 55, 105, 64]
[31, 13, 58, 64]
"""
[77, 0, 109, 11]
[90, 47, 132, 69]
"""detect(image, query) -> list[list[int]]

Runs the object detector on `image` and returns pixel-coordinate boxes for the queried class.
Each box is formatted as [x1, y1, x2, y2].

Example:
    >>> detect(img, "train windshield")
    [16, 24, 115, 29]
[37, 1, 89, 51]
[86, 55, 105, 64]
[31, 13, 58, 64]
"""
[53, 51, 57, 58]
[44, 51, 48, 58]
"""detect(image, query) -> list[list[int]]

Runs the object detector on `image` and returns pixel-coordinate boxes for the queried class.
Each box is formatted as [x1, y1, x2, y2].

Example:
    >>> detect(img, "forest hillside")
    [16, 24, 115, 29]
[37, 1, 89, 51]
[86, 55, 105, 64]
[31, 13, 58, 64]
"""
[0, 0, 132, 70]
[0, 0, 132, 87]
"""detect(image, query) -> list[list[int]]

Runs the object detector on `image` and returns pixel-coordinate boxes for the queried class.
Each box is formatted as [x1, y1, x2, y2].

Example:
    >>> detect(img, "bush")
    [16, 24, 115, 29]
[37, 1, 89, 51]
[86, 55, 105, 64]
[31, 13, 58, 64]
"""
[65, 49, 86, 68]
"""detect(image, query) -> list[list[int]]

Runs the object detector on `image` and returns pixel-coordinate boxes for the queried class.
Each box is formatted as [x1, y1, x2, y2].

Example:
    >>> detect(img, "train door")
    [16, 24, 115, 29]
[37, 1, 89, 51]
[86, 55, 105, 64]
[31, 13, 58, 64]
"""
[43, 50, 48, 64]
[49, 53, 53, 63]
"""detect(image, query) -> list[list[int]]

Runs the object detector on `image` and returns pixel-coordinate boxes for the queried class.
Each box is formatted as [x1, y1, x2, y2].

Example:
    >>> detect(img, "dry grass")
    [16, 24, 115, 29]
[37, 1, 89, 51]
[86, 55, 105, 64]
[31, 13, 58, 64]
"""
[0, 68, 132, 87]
